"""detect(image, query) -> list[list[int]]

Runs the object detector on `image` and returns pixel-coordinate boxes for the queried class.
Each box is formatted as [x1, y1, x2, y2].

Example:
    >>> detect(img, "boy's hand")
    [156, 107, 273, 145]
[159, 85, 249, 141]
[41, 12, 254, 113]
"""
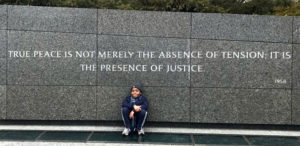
[129, 110, 134, 119]
[133, 105, 141, 112]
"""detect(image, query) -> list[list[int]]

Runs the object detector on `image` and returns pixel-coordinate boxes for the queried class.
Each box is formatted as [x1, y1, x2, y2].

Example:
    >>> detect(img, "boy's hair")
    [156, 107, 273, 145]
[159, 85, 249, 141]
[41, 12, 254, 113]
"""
[131, 82, 143, 93]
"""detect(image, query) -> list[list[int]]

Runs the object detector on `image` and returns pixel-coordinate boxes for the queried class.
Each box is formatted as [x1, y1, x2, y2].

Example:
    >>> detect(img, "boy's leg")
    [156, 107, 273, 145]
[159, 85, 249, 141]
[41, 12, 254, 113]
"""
[135, 109, 148, 131]
[121, 107, 132, 129]
[132, 116, 137, 132]
[133, 113, 139, 131]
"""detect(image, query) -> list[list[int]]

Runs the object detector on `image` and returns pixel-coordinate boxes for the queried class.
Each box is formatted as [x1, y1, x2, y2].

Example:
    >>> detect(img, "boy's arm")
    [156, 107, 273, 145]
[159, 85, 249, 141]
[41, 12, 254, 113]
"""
[140, 97, 149, 111]
[122, 97, 134, 110]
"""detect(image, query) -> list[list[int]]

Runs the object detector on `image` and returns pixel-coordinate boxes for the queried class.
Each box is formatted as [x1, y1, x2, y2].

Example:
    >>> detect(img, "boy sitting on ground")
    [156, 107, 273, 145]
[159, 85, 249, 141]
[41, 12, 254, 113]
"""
[121, 82, 149, 136]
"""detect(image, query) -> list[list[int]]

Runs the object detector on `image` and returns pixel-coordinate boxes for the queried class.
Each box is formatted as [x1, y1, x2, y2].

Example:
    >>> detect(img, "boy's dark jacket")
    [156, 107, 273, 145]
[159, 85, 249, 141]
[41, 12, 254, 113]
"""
[122, 95, 149, 111]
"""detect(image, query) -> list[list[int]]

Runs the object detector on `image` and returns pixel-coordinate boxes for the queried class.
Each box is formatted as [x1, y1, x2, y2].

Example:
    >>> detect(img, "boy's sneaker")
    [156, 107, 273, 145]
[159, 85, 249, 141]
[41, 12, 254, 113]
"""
[122, 128, 130, 136]
[138, 129, 145, 135]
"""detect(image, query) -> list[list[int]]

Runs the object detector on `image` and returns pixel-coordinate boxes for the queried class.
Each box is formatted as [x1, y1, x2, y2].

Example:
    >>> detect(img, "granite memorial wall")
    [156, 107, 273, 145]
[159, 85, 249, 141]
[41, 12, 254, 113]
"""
[0, 5, 299, 125]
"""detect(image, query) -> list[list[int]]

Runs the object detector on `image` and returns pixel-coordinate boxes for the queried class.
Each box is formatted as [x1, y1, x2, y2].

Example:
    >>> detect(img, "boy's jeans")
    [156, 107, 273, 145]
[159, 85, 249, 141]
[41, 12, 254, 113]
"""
[121, 107, 148, 132]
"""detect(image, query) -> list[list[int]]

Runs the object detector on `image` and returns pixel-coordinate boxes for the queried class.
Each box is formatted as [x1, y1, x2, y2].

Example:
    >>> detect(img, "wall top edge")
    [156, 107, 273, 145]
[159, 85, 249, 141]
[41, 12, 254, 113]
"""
[0, 4, 296, 18]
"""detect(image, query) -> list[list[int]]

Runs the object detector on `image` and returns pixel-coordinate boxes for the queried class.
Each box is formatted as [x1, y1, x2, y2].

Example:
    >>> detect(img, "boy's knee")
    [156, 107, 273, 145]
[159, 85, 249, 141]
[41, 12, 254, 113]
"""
[138, 109, 147, 116]
[122, 107, 130, 113]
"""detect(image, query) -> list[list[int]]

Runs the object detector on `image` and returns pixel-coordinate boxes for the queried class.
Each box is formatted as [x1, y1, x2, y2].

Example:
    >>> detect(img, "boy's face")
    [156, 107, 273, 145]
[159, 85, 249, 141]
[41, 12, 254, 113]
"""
[131, 87, 141, 98]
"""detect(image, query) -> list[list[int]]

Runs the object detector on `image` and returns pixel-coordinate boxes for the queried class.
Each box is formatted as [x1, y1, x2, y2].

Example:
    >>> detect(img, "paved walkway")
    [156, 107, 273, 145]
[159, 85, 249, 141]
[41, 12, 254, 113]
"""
[0, 125, 300, 145]
[0, 125, 300, 146]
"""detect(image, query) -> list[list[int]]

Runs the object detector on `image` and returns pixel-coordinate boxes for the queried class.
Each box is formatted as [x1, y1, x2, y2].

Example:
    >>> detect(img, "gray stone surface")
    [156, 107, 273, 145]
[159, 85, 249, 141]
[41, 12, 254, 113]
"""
[293, 16, 300, 44]
[6, 86, 96, 120]
[0, 58, 5, 85]
[0, 5, 297, 124]
[7, 30, 97, 85]
[8, 5, 97, 33]
[96, 86, 130, 121]
[96, 86, 190, 122]
[98, 9, 190, 38]
[97, 35, 190, 87]
[292, 89, 300, 124]
[0, 86, 6, 119]
[0, 5, 6, 30]
[191, 39, 292, 88]
[294, 44, 300, 89]
[191, 88, 291, 124]
[192, 13, 292, 43]
[0, 30, 6, 58]
[143, 87, 190, 122]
